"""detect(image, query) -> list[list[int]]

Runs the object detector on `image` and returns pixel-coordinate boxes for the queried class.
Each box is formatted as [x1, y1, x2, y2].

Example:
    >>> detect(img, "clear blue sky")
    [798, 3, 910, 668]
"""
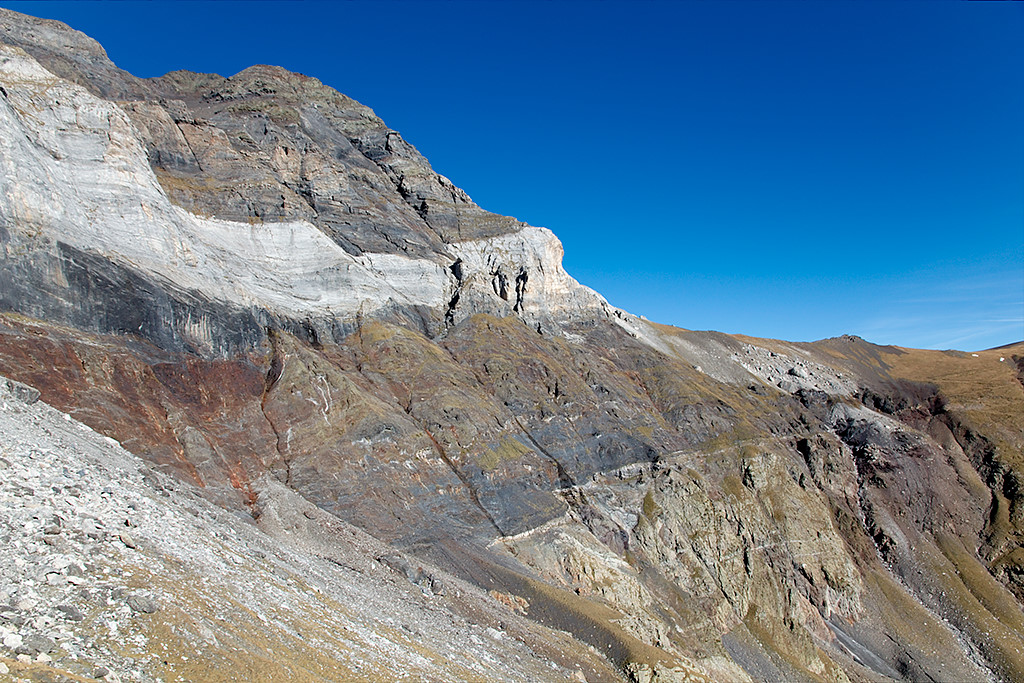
[4, 1, 1022, 350]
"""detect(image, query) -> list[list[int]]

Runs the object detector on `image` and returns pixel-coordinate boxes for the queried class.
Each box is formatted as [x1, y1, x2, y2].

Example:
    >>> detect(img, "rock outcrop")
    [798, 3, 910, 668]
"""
[2, 8, 1023, 682]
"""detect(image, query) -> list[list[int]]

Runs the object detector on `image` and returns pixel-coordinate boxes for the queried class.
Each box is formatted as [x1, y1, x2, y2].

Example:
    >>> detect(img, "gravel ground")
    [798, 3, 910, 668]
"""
[0, 376, 605, 682]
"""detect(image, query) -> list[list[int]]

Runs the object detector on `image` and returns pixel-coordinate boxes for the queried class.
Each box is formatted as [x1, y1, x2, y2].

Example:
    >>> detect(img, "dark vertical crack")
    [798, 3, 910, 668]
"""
[288, 180, 320, 216]
[259, 327, 291, 485]
[513, 267, 528, 313]
[444, 258, 463, 329]
[423, 427, 504, 537]
[514, 416, 575, 490]
[172, 121, 204, 173]
[492, 269, 509, 300]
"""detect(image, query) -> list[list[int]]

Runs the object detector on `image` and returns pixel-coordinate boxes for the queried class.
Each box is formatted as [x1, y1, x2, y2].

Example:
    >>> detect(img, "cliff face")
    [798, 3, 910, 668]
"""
[1, 9, 1023, 682]
[0, 11, 608, 357]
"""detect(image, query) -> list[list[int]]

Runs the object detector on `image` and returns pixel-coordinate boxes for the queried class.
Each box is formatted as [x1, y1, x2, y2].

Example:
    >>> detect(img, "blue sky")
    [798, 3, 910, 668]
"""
[3, 1, 1022, 350]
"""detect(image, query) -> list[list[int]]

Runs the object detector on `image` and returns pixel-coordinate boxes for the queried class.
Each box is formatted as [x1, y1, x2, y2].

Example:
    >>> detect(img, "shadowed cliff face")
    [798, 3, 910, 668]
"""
[2, 9, 1023, 682]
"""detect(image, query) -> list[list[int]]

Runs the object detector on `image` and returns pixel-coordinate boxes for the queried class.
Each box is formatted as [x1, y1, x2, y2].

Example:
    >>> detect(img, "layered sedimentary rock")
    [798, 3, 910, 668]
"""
[0, 23, 609, 355]
[0, 374, 622, 683]
[2, 9, 1023, 682]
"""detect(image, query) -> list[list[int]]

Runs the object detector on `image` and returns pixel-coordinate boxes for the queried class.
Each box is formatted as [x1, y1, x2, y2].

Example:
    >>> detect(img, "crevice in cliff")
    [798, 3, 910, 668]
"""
[513, 267, 528, 313]
[259, 327, 291, 486]
[395, 173, 431, 225]
[443, 258, 463, 329]
[492, 269, 509, 301]
[514, 415, 575, 490]
[423, 427, 504, 537]
[369, 223, 414, 255]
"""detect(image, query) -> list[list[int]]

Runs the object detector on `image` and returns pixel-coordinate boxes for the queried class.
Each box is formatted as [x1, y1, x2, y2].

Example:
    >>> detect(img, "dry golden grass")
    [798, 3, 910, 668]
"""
[920, 534, 1024, 682]
[885, 343, 1024, 445]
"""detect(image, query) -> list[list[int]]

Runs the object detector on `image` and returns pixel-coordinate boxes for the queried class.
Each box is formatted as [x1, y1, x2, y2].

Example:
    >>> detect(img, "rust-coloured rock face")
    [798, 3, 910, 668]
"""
[0, 316, 277, 506]
[2, 8, 1024, 680]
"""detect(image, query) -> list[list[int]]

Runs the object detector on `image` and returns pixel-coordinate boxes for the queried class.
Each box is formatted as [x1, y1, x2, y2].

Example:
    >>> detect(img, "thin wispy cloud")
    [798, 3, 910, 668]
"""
[855, 273, 1024, 350]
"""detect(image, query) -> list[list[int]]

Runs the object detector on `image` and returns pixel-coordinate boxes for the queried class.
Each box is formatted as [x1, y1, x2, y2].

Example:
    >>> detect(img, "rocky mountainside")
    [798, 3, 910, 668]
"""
[1, 8, 1023, 682]
[0, 374, 621, 682]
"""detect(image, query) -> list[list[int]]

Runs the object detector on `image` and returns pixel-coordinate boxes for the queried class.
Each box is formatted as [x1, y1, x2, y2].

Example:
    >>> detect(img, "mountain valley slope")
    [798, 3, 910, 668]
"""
[1, 9, 1023, 682]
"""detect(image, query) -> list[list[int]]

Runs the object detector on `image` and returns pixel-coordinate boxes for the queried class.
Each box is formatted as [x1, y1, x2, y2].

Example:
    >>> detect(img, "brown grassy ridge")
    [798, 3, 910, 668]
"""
[917, 533, 1024, 682]
[884, 344, 1024, 563]
[883, 343, 1024, 452]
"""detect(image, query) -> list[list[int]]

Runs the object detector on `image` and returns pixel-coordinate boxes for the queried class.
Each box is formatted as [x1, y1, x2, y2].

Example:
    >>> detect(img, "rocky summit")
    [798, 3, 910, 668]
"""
[1, 8, 1023, 683]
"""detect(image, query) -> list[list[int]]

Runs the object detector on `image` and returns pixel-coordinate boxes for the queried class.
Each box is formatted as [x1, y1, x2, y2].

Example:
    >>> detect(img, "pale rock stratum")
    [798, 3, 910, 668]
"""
[1, 8, 1024, 682]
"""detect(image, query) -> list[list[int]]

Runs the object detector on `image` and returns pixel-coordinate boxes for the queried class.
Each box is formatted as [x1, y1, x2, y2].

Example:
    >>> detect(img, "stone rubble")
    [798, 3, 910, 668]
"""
[0, 376, 606, 682]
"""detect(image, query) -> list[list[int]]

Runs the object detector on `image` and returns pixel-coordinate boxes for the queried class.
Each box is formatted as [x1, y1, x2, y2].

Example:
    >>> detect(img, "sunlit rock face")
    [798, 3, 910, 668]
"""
[0, 40, 609, 355]
[2, 8, 1024, 682]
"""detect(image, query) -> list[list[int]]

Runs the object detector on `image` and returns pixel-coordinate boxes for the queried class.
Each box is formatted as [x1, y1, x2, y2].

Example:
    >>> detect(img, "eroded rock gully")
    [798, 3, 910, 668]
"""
[1, 8, 1023, 681]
